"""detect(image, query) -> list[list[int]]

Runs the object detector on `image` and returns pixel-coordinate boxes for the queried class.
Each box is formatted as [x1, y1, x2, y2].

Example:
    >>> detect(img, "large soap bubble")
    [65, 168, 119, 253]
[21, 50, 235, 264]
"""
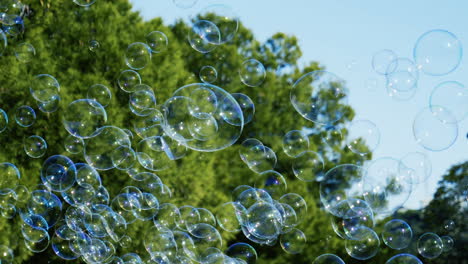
[63, 99, 107, 139]
[430, 81, 468, 123]
[291, 70, 348, 125]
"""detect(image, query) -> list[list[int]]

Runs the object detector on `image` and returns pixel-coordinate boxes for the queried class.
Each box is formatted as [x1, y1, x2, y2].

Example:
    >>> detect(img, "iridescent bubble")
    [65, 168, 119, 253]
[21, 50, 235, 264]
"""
[280, 228, 306, 254]
[117, 69, 141, 93]
[197, 4, 239, 44]
[129, 84, 157, 116]
[2, 16, 24, 36]
[24, 135, 47, 158]
[239, 142, 277, 173]
[239, 59, 266, 87]
[282, 130, 309, 158]
[399, 152, 432, 184]
[87, 84, 112, 107]
[414, 29, 462, 76]
[0, 245, 13, 263]
[413, 106, 458, 151]
[15, 42, 36, 62]
[111, 145, 136, 170]
[41, 155, 76, 192]
[279, 193, 307, 224]
[246, 202, 282, 240]
[382, 219, 413, 250]
[291, 71, 348, 125]
[197, 208, 216, 226]
[331, 199, 374, 239]
[173, 0, 197, 9]
[154, 203, 180, 230]
[30, 74, 60, 103]
[125, 42, 152, 70]
[216, 202, 246, 232]
[254, 170, 287, 198]
[0, 108, 7, 133]
[199, 65, 218, 84]
[15, 105, 36, 127]
[313, 254, 345, 264]
[417, 232, 443, 259]
[136, 136, 175, 172]
[345, 226, 380, 260]
[88, 40, 100, 52]
[346, 119, 380, 156]
[64, 134, 84, 154]
[440, 235, 454, 252]
[386, 254, 423, 264]
[236, 187, 273, 210]
[146, 31, 168, 53]
[37, 95, 61, 113]
[188, 20, 220, 53]
[63, 99, 107, 139]
[372, 49, 398, 75]
[430, 81, 468, 122]
[73, 0, 96, 7]
[292, 151, 324, 182]
[226, 243, 257, 264]
[0, 163, 20, 194]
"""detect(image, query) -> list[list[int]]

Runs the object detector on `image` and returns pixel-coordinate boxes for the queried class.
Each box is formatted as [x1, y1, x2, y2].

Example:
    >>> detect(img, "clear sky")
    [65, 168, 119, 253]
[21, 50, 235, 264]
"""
[130, 0, 467, 209]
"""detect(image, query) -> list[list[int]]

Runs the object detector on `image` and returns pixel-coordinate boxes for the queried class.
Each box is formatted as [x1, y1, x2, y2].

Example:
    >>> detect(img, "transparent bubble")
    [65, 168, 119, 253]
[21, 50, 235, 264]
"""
[321, 126, 343, 149]
[382, 219, 413, 250]
[125, 42, 152, 70]
[0, 245, 13, 263]
[386, 253, 423, 264]
[413, 106, 458, 151]
[30, 74, 60, 103]
[24, 232, 50, 253]
[231, 93, 255, 124]
[280, 228, 306, 254]
[313, 254, 345, 264]
[363, 157, 413, 216]
[239, 59, 266, 87]
[0, 29, 6, 55]
[199, 65, 218, 84]
[37, 95, 61, 113]
[15, 42, 35, 62]
[440, 235, 454, 252]
[146, 31, 168, 53]
[84, 126, 132, 170]
[63, 99, 107, 139]
[197, 4, 239, 44]
[292, 151, 324, 182]
[254, 170, 287, 198]
[279, 193, 307, 224]
[417, 232, 443, 259]
[331, 199, 374, 239]
[154, 203, 180, 230]
[136, 136, 175, 171]
[444, 219, 455, 231]
[240, 142, 277, 173]
[52, 233, 79, 260]
[129, 84, 157, 116]
[117, 69, 142, 93]
[87, 84, 112, 107]
[197, 208, 216, 227]
[73, 0, 96, 7]
[385, 58, 419, 93]
[430, 81, 468, 122]
[0, 163, 20, 194]
[27, 190, 62, 228]
[372, 49, 398, 75]
[414, 29, 462, 76]
[345, 226, 380, 260]
[282, 130, 309, 158]
[226, 243, 257, 264]
[188, 20, 220, 53]
[64, 134, 84, 154]
[24, 135, 47, 158]
[216, 202, 246, 232]
[0, 108, 8, 133]
[346, 119, 380, 156]
[186, 224, 223, 262]
[89, 40, 100, 52]
[15, 105, 36, 127]
[246, 202, 282, 240]
[173, 0, 197, 9]
[41, 155, 76, 192]
[291, 70, 348, 125]
[111, 145, 136, 170]
[399, 152, 432, 184]
[2, 15, 24, 36]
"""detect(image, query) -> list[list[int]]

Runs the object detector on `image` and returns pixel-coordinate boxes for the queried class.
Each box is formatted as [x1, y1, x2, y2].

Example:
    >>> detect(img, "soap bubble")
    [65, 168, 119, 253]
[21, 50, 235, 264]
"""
[386, 254, 423, 264]
[15, 42, 36, 62]
[239, 141, 277, 173]
[64, 134, 84, 154]
[246, 202, 282, 239]
[239, 59, 266, 87]
[399, 152, 432, 184]
[417, 232, 443, 259]
[372, 49, 398, 75]
[0, 245, 13, 263]
[254, 170, 287, 198]
[37, 96, 61, 113]
[413, 106, 458, 151]
[231, 93, 255, 124]
[331, 199, 374, 239]
[279, 193, 307, 224]
[41, 155, 76, 192]
[385, 58, 419, 93]
[125, 42, 152, 70]
[197, 4, 239, 44]
[136, 136, 176, 171]
[440, 235, 454, 252]
[345, 226, 380, 260]
[0, 162, 20, 194]
[0, 108, 7, 133]
[280, 228, 306, 254]
[444, 220, 455, 231]
[146, 31, 168, 53]
[382, 219, 413, 250]
[216, 202, 246, 232]
[30, 74, 60, 103]
[173, 0, 197, 9]
[188, 20, 220, 54]
[282, 130, 309, 157]
[226, 242, 257, 263]
[73, 0, 96, 7]
[2, 16, 24, 36]
[292, 151, 324, 182]
[117, 70, 141, 93]
[15, 105, 36, 127]
[346, 119, 380, 155]
[87, 84, 112, 107]
[313, 254, 345, 264]
[111, 145, 136, 170]
[430, 81, 468, 122]
[129, 84, 157, 116]
[63, 99, 107, 139]
[414, 29, 462, 76]
[24, 135, 48, 158]
[88, 40, 100, 52]
[291, 70, 348, 125]
[199, 65, 218, 84]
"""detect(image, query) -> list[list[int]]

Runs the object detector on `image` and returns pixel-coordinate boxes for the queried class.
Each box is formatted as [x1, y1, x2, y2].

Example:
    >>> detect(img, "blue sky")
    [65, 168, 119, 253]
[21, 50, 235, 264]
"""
[130, 0, 467, 209]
